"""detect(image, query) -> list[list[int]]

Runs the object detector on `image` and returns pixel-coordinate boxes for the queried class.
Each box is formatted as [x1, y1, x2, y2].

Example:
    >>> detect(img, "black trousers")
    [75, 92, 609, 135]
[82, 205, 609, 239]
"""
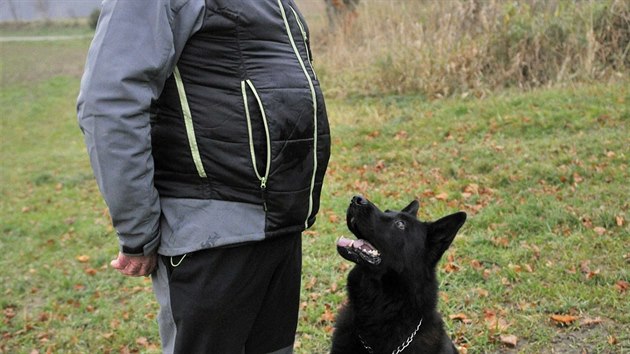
[153, 233, 302, 354]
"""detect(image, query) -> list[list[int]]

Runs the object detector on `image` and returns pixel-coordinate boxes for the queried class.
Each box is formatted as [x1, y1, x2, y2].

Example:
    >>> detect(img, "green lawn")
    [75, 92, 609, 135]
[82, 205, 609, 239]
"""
[1, 39, 628, 353]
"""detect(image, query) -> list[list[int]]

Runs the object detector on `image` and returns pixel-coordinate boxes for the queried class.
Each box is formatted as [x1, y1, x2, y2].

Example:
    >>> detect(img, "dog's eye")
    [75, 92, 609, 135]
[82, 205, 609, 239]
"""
[394, 220, 406, 230]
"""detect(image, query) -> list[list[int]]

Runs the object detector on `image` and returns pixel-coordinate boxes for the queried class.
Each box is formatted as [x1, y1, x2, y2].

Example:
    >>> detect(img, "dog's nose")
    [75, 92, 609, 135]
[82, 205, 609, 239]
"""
[352, 195, 368, 206]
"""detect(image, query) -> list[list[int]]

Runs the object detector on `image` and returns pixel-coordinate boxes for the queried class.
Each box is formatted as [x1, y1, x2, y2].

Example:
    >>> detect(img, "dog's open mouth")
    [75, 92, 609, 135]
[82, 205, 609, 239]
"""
[337, 236, 381, 265]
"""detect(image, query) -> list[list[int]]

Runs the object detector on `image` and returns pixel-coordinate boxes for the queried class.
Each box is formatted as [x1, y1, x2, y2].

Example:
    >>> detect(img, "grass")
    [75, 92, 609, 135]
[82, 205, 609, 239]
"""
[1, 18, 629, 354]
[0, 20, 93, 37]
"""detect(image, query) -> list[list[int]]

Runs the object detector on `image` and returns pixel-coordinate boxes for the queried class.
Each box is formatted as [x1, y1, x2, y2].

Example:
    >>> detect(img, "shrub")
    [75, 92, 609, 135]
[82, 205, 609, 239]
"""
[89, 8, 100, 30]
[310, 0, 630, 98]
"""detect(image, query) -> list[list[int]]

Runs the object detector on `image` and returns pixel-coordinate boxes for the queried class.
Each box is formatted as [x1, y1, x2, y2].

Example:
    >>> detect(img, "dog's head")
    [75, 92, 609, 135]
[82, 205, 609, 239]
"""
[337, 196, 466, 275]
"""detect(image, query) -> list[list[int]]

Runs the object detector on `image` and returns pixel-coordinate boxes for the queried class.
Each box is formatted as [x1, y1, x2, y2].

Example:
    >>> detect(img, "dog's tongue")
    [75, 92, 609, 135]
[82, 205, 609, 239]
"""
[337, 237, 377, 252]
[337, 236, 354, 248]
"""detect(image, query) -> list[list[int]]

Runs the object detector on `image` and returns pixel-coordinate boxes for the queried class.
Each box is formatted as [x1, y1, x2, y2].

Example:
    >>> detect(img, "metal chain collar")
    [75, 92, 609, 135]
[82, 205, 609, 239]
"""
[357, 318, 424, 354]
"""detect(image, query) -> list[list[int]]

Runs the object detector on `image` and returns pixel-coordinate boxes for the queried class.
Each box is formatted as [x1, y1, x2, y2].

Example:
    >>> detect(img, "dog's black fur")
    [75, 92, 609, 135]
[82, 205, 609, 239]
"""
[331, 196, 466, 354]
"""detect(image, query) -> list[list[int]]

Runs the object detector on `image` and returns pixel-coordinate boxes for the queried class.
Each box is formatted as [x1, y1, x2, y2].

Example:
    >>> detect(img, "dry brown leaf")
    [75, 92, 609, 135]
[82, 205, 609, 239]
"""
[394, 130, 408, 140]
[449, 313, 472, 324]
[491, 237, 509, 248]
[585, 269, 600, 280]
[615, 280, 629, 293]
[476, 288, 489, 297]
[593, 227, 606, 236]
[615, 215, 625, 226]
[76, 255, 90, 263]
[435, 192, 449, 201]
[443, 262, 460, 273]
[470, 259, 483, 270]
[320, 304, 335, 323]
[550, 314, 579, 326]
[305, 276, 317, 290]
[367, 130, 380, 139]
[135, 336, 149, 347]
[4, 307, 16, 320]
[500, 334, 518, 347]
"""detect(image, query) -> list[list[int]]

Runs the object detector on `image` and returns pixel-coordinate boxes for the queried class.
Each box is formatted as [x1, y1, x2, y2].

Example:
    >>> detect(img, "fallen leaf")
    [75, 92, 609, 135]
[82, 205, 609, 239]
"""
[487, 316, 510, 332]
[435, 192, 449, 201]
[464, 184, 479, 194]
[305, 276, 317, 290]
[500, 334, 518, 347]
[550, 314, 579, 326]
[608, 335, 618, 345]
[85, 268, 98, 276]
[615, 280, 628, 293]
[616, 215, 625, 226]
[593, 227, 606, 236]
[320, 304, 335, 323]
[443, 262, 460, 273]
[4, 307, 16, 320]
[470, 259, 483, 270]
[491, 237, 510, 248]
[394, 130, 408, 140]
[476, 288, 489, 297]
[449, 313, 472, 324]
[367, 130, 380, 139]
[585, 269, 600, 280]
[136, 336, 149, 347]
[76, 255, 90, 263]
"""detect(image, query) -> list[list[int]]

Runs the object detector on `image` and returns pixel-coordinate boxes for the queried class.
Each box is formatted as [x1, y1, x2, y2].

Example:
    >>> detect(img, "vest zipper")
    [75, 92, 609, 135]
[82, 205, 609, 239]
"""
[278, 0, 318, 229]
[173, 66, 207, 178]
[289, 5, 317, 80]
[241, 80, 271, 211]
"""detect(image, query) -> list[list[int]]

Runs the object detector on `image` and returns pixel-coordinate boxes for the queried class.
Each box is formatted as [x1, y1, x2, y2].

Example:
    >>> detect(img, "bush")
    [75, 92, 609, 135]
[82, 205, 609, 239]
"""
[311, 0, 630, 98]
[89, 8, 100, 30]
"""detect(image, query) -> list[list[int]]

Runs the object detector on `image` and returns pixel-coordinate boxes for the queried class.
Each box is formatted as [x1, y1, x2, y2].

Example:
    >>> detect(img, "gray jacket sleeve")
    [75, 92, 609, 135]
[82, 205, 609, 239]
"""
[77, 0, 205, 255]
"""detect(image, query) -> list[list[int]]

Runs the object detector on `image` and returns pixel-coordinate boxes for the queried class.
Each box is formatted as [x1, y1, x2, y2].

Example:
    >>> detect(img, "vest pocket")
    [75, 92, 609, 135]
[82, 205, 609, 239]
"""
[289, 5, 317, 81]
[240, 80, 271, 210]
[173, 66, 207, 178]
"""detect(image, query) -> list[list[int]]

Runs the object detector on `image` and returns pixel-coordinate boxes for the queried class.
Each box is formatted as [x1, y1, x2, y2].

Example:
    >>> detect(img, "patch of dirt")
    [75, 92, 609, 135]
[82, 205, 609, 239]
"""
[490, 319, 627, 354]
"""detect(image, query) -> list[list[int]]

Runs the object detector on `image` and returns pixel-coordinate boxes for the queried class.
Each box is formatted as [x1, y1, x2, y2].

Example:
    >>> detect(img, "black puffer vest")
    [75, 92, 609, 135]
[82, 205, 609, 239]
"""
[151, 0, 330, 237]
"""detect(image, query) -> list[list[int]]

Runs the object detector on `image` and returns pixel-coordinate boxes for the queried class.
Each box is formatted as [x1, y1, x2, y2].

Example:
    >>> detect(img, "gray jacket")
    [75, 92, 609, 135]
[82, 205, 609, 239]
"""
[77, 0, 329, 256]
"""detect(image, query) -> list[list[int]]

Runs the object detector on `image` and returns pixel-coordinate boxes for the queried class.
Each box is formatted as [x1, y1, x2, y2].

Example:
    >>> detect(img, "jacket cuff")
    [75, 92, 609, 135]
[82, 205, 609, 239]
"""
[119, 232, 161, 256]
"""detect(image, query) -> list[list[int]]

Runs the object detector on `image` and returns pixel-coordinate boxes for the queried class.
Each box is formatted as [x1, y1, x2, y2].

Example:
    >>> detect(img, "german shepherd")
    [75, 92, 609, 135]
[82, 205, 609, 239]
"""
[331, 196, 466, 354]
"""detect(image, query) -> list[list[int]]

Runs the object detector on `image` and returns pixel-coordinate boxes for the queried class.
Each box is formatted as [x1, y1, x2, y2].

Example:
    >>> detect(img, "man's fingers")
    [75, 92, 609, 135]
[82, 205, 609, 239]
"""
[110, 254, 127, 270]
[111, 252, 157, 277]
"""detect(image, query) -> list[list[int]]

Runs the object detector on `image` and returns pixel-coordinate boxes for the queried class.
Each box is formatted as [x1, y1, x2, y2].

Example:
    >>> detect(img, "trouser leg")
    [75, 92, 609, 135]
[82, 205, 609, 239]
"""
[152, 233, 302, 354]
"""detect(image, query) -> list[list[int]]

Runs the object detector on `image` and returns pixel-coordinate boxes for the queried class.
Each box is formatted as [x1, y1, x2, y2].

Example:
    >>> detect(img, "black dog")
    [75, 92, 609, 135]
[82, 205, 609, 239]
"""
[331, 196, 466, 354]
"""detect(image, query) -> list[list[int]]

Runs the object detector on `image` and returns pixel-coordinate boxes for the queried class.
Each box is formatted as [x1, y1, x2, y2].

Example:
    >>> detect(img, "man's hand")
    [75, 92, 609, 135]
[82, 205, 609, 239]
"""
[110, 252, 157, 277]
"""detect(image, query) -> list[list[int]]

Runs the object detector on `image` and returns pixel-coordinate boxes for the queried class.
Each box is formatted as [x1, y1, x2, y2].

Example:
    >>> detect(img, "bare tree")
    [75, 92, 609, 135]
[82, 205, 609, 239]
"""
[6, 0, 20, 22]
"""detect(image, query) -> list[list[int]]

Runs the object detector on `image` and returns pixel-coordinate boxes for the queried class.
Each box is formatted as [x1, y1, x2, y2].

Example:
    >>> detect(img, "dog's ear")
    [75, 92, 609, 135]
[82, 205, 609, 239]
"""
[426, 212, 466, 265]
[402, 200, 420, 216]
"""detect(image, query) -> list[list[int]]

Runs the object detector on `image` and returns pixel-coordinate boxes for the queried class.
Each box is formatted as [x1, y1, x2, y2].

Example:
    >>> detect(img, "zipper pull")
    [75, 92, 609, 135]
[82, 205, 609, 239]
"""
[260, 177, 268, 211]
